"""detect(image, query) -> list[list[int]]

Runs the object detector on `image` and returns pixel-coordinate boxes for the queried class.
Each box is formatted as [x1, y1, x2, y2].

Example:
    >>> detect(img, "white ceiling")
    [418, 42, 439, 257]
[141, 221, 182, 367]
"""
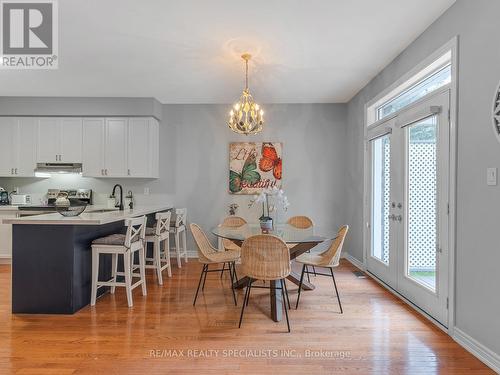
[0, 0, 456, 103]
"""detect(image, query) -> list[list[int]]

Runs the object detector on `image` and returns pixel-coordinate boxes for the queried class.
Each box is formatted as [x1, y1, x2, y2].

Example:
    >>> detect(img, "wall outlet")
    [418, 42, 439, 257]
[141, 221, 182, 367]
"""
[487, 167, 497, 186]
[144, 187, 150, 195]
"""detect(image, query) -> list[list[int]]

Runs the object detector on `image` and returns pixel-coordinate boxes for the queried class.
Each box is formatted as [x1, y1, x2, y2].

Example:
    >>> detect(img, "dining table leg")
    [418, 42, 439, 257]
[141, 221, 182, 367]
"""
[270, 280, 282, 322]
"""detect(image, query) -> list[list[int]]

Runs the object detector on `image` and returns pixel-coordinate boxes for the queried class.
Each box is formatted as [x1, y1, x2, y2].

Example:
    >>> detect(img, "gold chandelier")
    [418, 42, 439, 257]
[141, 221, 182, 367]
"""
[228, 53, 264, 135]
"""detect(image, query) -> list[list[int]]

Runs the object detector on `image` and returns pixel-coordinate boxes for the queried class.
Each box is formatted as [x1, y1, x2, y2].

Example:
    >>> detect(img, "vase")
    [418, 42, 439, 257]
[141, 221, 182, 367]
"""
[260, 218, 273, 233]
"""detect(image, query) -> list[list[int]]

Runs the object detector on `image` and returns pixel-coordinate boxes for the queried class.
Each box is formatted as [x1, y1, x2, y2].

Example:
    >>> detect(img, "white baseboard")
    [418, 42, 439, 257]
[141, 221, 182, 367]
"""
[453, 328, 500, 373]
[342, 252, 365, 270]
[0, 256, 11, 264]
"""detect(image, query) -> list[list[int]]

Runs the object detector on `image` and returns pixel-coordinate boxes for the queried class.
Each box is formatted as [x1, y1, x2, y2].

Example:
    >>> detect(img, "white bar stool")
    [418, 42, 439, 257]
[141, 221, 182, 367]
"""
[170, 208, 188, 268]
[90, 216, 147, 307]
[144, 211, 172, 285]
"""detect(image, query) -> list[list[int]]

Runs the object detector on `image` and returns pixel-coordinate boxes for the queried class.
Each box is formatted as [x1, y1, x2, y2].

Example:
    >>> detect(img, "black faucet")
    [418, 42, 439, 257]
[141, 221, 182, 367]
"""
[112, 184, 124, 210]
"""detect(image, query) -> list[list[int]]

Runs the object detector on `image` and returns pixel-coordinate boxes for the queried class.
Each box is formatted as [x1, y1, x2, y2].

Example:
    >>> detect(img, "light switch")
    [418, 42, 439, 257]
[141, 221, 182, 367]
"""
[487, 167, 497, 186]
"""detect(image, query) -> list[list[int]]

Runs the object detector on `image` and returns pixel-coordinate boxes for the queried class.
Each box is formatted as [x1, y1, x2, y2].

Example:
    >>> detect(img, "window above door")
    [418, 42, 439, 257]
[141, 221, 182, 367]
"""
[366, 49, 452, 127]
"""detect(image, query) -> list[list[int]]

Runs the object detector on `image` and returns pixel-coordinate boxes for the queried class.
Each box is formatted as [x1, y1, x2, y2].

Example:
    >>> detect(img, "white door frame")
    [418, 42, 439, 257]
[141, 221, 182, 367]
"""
[362, 37, 458, 334]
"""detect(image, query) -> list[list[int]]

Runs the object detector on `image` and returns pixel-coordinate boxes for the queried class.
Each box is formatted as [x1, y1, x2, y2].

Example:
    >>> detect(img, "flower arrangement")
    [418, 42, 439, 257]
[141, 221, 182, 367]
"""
[249, 187, 290, 231]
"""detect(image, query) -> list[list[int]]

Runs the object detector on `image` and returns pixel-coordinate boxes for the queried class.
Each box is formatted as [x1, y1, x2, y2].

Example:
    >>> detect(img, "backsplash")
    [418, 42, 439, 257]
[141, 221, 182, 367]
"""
[0, 174, 174, 206]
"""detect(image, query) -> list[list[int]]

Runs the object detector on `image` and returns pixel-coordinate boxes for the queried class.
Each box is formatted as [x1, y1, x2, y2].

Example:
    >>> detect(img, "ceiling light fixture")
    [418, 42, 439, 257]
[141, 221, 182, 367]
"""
[228, 53, 264, 135]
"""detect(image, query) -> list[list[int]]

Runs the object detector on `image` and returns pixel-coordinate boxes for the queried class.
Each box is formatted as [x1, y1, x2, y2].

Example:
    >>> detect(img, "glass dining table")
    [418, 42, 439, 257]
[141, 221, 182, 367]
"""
[212, 223, 338, 322]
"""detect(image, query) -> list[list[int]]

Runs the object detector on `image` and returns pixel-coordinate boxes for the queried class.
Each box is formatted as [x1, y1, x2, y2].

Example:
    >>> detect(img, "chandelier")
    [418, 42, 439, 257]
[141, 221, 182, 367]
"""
[228, 53, 264, 135]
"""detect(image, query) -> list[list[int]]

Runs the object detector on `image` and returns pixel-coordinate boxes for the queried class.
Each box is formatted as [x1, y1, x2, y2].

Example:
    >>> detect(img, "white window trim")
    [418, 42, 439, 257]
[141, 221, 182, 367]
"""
[362, 36, 458, 337]
[366, 41, 454, 127]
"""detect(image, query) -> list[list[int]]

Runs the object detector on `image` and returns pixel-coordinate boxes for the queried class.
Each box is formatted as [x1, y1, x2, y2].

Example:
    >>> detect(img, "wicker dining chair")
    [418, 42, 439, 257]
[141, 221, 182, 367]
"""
[286, 216, 314, 229]
[238, 235, 292, 332]
[190, 223, 240, 306]
[295, 225, 349, 313]
[218, 216, 247, 278]
[287, 215, 316, 279]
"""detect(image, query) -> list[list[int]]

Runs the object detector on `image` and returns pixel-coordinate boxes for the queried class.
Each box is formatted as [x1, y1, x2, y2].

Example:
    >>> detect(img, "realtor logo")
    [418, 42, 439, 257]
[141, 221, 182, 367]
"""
[0, 0, 58, 69]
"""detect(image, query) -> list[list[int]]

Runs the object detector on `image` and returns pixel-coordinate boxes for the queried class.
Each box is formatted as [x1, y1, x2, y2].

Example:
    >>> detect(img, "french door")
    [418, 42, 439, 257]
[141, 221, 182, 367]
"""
[366, 90, 450, 326]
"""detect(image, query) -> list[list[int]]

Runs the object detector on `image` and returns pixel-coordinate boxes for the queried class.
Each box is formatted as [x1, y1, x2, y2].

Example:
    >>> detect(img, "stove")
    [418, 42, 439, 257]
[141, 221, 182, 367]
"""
[47, 189, 92, 205]
[18, 189, 92, 211]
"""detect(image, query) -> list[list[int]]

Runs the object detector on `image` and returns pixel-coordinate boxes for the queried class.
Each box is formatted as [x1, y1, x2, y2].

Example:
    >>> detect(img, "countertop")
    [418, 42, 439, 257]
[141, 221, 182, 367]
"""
[2, 204, 172, 225]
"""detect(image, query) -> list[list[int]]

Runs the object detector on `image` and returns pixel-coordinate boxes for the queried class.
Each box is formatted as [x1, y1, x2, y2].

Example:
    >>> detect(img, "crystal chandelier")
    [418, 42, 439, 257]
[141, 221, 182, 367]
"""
[228, 53, 264, 135]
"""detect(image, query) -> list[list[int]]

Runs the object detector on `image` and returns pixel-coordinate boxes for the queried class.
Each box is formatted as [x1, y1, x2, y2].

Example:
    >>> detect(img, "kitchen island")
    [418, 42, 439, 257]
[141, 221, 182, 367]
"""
[3, 204, 172, 314]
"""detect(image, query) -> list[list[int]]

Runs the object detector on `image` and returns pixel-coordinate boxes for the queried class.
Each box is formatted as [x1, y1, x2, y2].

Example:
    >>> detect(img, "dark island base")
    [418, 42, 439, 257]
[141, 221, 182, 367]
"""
[12, 215, 156, 314]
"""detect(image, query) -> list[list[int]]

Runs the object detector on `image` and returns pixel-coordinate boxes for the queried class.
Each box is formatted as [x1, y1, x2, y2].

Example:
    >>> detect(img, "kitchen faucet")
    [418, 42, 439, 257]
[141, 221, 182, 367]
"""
[112, 184, 124, 210]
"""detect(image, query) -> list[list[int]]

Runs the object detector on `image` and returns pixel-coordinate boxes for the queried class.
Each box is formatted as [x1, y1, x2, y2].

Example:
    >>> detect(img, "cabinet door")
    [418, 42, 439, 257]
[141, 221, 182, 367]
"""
[127, 118, 150, 177]
[15, 118, 37, 177]
[36, 118, 61, 163]
[149, 118, 159, 178]
[0, 117, 16, 176]
[60, 118, 82, 163]
[82, 118, 105, 177]
[105, 118, 128, 177]
[37, 118, 60, 162]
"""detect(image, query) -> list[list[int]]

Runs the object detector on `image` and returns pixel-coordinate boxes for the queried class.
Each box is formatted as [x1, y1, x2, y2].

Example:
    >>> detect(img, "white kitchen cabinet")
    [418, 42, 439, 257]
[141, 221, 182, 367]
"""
[105, 118, 128, 177]
[60, 118, 83, 162]
[16, 118, 38, 176]
[37, 118, 60, 162]
[0, 211, 14, 260]
[128, 118, 151, 177]
[0, 118, 16, 176]
[82, 117, 159, 178]
[0, 117, 36, 177]
[149, 118, 159, 178]
[37, 118, 82, 163]
[82, 118, 105, 177]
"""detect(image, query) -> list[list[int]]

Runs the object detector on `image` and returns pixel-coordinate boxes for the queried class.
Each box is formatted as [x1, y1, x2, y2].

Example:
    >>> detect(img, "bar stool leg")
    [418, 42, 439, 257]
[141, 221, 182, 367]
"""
[110, 253, 118, 294]
[175, 231, 182, 268]
[154, 238, 163, 285]
[139, 245, 147, 296]
[123, 252, 133, 307]
[164, 238, 172, 277]
[90, 250, 99, 306]
[182, 228, 188, 263]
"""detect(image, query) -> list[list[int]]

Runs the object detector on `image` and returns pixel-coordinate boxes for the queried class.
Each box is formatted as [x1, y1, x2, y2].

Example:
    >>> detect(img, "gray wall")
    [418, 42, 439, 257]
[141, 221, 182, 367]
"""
[165, 103, 348, 249]
[346, 0, 500, 358]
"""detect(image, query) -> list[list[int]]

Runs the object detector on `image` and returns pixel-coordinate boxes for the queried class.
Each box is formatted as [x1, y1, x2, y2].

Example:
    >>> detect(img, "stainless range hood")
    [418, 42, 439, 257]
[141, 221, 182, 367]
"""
[35, 163, 82, 174]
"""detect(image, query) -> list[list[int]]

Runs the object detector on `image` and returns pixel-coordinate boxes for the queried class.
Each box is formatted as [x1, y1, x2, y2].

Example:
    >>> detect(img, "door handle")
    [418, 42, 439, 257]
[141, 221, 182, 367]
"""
[388, 214, 396, 221]
[396, 215, 402, 222]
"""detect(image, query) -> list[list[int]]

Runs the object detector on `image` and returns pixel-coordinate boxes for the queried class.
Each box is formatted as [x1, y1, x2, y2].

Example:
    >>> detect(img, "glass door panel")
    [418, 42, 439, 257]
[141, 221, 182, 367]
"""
[406, 116, 438, 291]
[371, 135, 391, 265]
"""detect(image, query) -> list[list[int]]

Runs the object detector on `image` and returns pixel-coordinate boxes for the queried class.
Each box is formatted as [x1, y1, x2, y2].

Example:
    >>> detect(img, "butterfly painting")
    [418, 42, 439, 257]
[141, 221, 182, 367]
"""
[259, 143, 282, 180]
[229, 142, 283, 195]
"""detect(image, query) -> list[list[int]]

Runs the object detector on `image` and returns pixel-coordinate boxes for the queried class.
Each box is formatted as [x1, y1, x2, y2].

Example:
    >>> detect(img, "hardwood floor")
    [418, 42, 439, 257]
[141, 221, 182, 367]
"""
[0, 260, 493, 374]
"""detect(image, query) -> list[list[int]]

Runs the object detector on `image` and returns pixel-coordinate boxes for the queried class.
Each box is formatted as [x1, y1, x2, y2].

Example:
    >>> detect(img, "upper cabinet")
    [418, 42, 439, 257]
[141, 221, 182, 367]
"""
[128, 118, 159, 178]
[82, 117, 159, 178]
[0, 117, 37, 177]
[3, 116, 159, 179]
[37, 118, 82, 163]
[82, 118, 105, 177]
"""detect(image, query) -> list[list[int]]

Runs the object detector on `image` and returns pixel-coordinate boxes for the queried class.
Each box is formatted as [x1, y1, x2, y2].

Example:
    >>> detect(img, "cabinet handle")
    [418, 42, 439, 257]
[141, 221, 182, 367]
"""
[127, 169, 130, 176]
[11, 168, 14, 175]
[14, 168, 17, 175]
[101, 169, 104, 176]
[105, 169, 108, 175]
